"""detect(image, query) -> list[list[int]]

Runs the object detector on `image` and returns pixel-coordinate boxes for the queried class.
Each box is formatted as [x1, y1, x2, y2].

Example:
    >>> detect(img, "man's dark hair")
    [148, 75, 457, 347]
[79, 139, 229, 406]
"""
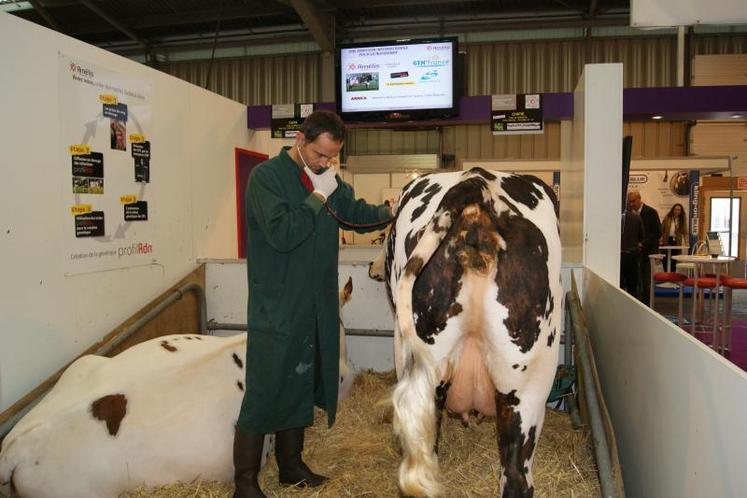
[300, 109, 346, 143]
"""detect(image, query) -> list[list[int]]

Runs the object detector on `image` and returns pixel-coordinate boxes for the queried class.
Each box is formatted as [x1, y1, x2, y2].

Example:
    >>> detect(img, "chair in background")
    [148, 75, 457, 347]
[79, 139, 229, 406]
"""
[719, 276, 747, 355]
[649, 254, 688, 327]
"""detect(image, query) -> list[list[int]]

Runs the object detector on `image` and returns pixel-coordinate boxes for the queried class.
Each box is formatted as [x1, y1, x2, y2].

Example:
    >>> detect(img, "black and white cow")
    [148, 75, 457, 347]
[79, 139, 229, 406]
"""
[369, 168, 561, 498]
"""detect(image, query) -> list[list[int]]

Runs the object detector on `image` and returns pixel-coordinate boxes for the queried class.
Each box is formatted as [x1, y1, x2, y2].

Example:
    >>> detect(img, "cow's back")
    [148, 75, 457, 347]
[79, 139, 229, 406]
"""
[0, 333, 247, 498]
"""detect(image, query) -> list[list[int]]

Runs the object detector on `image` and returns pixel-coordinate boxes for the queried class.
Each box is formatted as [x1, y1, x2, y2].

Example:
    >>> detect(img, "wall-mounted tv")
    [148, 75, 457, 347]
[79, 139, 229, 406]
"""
[336, 37, 459, 122]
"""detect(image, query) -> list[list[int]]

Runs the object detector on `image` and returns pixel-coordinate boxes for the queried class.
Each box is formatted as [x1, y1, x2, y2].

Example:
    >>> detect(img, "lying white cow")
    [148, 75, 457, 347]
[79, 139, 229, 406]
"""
[369, 168, 561, 498]
[0, 280, 356, 498]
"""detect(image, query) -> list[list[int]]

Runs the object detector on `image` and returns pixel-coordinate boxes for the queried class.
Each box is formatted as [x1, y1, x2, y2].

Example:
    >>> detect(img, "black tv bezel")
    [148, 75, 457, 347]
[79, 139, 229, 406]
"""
[335, 36, 460, 123]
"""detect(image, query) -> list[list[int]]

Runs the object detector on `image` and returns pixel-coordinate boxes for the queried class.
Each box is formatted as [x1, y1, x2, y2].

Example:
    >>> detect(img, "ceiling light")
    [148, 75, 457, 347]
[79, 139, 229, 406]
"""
[652, 115, 663, 120]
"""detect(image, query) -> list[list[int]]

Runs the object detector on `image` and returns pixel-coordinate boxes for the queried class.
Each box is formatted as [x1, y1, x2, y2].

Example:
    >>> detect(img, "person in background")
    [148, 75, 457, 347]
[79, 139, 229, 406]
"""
[660, 203, 689, 272]
[621, 201, 645, 298]
[233, 110, 393, 498]
[627, 191, 661, 305]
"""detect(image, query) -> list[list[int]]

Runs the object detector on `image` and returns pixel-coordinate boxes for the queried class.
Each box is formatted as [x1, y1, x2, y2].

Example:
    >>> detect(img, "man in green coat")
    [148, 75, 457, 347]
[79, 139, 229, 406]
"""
[233, 110, 392, 498]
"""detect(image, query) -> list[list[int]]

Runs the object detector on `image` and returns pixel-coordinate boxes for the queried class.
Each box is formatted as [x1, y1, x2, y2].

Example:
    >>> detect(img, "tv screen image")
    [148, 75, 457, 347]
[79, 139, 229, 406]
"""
[336, 37, 459, 121]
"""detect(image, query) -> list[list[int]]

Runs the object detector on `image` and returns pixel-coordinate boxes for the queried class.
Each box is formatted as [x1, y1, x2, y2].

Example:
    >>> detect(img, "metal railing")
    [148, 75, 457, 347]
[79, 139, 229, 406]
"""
[565, 274, 620, 498]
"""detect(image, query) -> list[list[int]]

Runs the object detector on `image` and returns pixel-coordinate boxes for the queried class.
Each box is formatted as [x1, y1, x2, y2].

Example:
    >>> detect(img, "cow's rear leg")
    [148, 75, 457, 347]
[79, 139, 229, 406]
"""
[495, 389, 541, 498]
[393, 361, 443, 497]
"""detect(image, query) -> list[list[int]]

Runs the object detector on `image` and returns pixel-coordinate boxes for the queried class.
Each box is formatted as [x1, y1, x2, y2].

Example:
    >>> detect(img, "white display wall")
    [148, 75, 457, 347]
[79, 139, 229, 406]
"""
[0, 13, 251, 411]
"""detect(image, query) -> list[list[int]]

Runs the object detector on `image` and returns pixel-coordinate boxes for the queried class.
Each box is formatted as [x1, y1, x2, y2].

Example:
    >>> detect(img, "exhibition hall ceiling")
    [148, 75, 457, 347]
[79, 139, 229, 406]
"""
[4, 0, 630, 57]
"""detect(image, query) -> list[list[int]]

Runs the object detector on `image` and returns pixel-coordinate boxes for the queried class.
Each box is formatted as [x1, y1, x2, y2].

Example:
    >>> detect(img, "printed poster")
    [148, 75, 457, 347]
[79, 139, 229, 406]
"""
[60, 54, 155, 275]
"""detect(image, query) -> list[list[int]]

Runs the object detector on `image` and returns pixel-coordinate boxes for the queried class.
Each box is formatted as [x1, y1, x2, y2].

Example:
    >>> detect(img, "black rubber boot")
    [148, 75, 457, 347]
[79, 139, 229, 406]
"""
[275, 426, 328, 487]
[233, 426, 267, 498]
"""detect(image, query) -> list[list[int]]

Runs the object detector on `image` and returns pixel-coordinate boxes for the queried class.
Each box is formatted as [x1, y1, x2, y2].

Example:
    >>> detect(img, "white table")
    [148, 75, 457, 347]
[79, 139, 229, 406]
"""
[659, 245, 691, 272]
[672, 255, 735, 352]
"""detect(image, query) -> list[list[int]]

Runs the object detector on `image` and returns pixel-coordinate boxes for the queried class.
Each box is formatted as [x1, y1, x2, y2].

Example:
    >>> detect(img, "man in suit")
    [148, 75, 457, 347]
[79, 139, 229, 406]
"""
[620, 204, 645, 298]
[627, 191, 661, 305]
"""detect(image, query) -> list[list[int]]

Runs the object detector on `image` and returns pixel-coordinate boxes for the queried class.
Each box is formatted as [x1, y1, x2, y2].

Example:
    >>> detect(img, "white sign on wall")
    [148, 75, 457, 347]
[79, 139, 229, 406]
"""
[59, 54, 155, 275]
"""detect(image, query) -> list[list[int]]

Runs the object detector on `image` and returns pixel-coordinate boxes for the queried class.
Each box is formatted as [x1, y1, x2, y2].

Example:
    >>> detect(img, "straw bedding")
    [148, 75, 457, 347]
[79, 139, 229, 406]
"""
[123, 370, 599, 497]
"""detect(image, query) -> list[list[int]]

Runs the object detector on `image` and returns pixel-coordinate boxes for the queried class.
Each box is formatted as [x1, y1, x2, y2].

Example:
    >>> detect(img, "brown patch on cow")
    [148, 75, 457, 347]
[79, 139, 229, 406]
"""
[404, 256, 424, 277]
[185, 336, 194, 340]
[494, 210, 550, 353]
[194, 336, 203, 340]
[90, 394, 127, 436]
[343, 276, 353, 298]
[404, 227, 425, 260]
[232, 352, 243, 369]
[160, 340, 177, 352]
[495, 389, 536, 497]
[237, 381, 244, 391]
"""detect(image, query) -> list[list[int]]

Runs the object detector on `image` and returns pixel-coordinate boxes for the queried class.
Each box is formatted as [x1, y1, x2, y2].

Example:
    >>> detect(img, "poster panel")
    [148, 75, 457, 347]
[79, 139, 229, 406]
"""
[59, 54, 154, 275]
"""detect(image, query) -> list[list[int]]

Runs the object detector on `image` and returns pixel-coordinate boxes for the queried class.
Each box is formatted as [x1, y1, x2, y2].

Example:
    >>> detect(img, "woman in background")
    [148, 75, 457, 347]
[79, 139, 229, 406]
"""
[660, 203, 689, 271]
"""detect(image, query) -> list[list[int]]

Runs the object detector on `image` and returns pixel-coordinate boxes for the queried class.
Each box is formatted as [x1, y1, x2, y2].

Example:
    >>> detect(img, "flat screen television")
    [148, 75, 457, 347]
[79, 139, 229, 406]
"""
[336, 37, 459, 122]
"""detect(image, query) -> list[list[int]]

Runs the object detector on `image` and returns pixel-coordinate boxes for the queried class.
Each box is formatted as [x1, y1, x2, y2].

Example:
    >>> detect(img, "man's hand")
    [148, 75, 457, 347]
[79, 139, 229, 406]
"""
[305, 166, 338, 203]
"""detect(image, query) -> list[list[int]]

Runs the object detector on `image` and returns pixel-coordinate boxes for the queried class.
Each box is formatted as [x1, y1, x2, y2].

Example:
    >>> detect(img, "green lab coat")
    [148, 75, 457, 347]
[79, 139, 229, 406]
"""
[237, 147, 389, 434]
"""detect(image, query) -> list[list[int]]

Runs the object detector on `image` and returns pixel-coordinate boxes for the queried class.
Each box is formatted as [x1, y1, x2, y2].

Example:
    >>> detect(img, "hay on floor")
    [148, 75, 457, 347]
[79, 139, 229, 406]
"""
[123, 370, 600, 497]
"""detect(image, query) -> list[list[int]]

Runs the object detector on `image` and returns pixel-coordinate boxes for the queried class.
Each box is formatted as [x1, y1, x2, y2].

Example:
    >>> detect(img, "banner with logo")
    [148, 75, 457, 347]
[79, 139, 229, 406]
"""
[60, 54, 154, 275]
[491, 94, 543, 135]
[271, 103, 314, 139]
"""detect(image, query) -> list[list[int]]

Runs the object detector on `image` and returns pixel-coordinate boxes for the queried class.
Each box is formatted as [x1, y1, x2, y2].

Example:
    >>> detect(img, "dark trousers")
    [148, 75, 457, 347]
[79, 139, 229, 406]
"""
[620, 250, 641, 299]
[662, 236, 681, 272]
[640, 251, 653, 305]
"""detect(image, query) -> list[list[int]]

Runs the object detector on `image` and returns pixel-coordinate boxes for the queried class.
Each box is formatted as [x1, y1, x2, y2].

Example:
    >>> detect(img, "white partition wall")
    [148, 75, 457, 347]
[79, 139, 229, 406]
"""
[561, 64, 622, 282]
[0, 13, 250, 411]
[582, 269, 747, 497]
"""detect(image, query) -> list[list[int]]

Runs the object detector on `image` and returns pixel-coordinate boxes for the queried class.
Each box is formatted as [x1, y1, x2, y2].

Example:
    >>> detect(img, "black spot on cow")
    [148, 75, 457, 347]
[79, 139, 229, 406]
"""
[398, 177, 431, 213]
[237, 381, 244, 391]
[185, 336, 194, 340]
[160, 340, 177, 352]
[494, 210, 550, 353]
[501, 175, 545, 211]
[410, 182, 443, 222]
[522, 365, 527, 372]
[470, 167, 497, 181]
[495, 389, 535, 498]
[90, 394, 127, 436]
[512, 364, 519, 369]
[545, 295, 555, 320]
[232, 352, 244, 369]
[404, 227, 425, 260]
[547, 327, 557, 347]
[35, 460, 39, 466]
[499, 195, 521, 216]
[194, 336, 203, 340]
[522, 174, 559, 217]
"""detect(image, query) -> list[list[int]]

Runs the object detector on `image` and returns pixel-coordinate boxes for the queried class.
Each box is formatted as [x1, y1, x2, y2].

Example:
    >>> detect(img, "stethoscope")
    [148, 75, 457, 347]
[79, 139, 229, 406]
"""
[296, 144, 395, 230]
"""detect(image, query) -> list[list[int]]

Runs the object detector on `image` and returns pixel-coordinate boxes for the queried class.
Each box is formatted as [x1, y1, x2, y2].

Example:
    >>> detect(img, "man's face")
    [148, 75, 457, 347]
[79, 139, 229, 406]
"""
[628, 195, 642, 212]
[297, 132, 343, 174]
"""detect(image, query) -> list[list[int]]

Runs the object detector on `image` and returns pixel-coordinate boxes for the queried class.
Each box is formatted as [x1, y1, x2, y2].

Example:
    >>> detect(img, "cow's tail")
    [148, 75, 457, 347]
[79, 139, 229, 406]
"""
[392, 207, 455, 498]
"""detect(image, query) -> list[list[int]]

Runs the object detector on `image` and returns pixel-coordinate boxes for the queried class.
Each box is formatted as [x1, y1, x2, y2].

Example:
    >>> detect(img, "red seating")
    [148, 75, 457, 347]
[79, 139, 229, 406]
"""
[650, 255, 688, 327]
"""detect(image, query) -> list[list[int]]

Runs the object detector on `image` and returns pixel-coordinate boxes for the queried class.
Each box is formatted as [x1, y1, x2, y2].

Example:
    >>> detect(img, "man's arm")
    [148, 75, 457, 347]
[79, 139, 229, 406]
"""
[331, 180, 392, 234]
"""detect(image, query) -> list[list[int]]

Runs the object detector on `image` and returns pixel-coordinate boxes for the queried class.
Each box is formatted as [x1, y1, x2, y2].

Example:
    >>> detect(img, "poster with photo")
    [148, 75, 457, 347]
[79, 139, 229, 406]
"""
[627, 169, 699, 244]
[59, 54, 155, 275]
